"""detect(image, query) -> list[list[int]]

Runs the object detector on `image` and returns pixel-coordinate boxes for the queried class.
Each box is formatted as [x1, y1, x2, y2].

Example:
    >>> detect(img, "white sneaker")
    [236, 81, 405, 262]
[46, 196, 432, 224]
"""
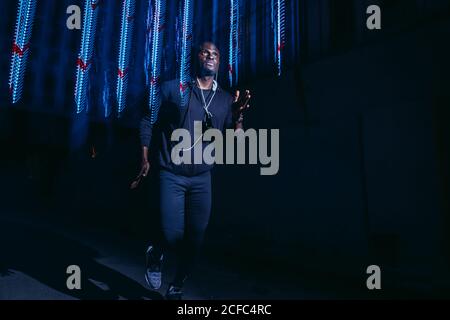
[144, 245, 163, 290]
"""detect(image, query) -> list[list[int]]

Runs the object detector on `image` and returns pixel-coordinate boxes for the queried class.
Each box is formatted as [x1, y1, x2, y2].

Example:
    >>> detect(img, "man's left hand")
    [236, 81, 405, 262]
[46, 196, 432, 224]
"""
[232, 89, 251, 122]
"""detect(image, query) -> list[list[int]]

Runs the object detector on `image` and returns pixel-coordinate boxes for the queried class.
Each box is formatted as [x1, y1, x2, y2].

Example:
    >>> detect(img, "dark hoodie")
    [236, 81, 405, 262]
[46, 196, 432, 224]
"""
[139, 79, 234, 177]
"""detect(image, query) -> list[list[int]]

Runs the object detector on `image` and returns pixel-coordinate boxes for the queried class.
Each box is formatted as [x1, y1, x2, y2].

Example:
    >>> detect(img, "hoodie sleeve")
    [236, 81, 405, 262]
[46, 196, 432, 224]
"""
[139, 111, 153, 148]
[139, 81, 170, 147]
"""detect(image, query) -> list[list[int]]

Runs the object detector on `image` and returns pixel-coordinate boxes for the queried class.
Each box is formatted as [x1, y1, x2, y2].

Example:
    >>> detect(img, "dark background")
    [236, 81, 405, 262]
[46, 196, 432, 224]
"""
[0, 0, 450, 299]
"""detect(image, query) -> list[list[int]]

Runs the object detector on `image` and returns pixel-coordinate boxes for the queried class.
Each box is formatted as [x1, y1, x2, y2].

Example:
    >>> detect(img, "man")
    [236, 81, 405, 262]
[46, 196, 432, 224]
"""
[135, 41, 251, 300]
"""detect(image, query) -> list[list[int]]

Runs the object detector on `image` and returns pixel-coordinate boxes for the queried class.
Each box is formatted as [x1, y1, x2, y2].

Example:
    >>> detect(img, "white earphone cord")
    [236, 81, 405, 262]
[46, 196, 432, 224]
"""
[181, 79, 217, 152]
[181, 134, 204, 152]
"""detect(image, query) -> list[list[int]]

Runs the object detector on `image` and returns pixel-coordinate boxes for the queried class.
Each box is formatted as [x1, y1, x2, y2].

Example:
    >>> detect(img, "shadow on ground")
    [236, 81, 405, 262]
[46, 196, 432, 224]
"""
[0, 218, 162, 300]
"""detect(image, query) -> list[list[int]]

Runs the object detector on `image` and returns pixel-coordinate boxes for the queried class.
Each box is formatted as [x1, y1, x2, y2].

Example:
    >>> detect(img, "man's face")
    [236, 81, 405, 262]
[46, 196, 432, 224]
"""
[198, 42, 220, 76]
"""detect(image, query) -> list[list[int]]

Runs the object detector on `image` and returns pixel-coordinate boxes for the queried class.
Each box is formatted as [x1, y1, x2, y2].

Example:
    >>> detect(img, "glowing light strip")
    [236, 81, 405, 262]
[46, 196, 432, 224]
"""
[116, 0, 135, 114]
[228, 0, 239, 87]
[8, 0, 37, 104]
[273, 0, 285, 76]
[75, 0, 100, 113]
[144, 0, 153, 87]
[149, 0, 166, 124]
[179, 0, 193, 108]
[175, 1, 182, 67]
[102, 71, 110, 118]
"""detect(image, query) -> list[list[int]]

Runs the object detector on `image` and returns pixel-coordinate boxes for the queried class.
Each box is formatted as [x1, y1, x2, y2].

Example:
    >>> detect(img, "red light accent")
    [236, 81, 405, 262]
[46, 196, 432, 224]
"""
[118, 67, 129, 78]
[12, 42, 30, 57]
[77, 58, 91, 71]
[91, 0, 99, 10]
[179, 82, 188, 92]
[151, 76, 159, 85]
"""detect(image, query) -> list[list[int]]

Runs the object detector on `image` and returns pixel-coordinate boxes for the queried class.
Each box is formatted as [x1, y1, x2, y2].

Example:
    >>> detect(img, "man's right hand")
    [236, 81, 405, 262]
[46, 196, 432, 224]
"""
[130, 157, 150, 190]
[140, 159, 150, 178]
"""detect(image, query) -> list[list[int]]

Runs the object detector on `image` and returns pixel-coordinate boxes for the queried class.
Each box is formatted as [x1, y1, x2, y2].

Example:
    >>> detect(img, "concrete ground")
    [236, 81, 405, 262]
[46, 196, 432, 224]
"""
[0, 214, 343, 300]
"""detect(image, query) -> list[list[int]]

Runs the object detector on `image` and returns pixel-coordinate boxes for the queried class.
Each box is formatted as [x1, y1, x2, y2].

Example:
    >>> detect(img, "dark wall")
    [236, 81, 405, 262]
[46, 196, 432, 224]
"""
[297, 17, 450, 292]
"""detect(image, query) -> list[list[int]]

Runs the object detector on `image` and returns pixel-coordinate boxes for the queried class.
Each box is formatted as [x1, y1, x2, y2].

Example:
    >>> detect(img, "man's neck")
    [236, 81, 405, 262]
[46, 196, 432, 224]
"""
[196, 75, 214, 90]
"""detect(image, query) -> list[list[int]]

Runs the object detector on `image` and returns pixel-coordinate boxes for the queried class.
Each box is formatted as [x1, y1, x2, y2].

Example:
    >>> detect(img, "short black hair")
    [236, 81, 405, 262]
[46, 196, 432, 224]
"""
[197, 41, 219, 52]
